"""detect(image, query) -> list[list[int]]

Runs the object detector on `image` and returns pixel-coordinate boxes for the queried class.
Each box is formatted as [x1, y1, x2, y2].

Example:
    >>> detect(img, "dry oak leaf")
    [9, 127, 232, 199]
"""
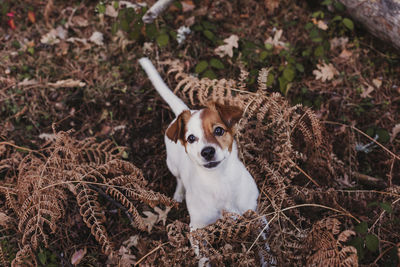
[48, 79, 86, 88]
[214, 34, 239, 58]
[313, 62, 339, 82]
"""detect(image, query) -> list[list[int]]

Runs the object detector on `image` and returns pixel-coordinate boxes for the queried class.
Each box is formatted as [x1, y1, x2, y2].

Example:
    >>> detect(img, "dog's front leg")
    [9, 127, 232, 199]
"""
[173, 176, 185, 202]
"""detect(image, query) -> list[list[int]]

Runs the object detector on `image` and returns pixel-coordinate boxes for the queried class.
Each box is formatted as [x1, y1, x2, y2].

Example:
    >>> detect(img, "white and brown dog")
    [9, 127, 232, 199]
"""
[139, 58, 259, 230]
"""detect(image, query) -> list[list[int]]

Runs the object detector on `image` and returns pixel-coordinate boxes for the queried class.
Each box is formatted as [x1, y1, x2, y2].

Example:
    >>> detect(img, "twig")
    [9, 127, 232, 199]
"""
[352, 171, 387, 188]
[142, 0, 174, 23]
[259, 203, 360, 223]
[288, 158, 320, 187]
[135, 242, 169, 266]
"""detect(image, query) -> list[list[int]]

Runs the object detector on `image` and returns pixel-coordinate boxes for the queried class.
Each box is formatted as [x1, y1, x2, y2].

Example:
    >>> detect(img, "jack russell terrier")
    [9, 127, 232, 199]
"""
[139, 58, 259, 230]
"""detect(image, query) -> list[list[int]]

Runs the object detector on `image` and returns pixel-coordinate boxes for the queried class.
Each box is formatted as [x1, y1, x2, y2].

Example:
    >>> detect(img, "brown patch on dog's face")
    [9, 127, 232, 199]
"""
[200, 103, 243, 152]
[166, 110, 191, 145]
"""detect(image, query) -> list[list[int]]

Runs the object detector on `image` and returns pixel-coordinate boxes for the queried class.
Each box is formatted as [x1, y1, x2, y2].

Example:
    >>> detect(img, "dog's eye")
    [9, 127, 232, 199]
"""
[214, 127, 225, 136]
[187, 134, 196, 143]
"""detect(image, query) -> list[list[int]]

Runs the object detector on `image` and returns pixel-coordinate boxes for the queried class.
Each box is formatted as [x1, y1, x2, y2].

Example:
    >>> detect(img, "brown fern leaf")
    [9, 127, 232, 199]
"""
[11, 244, 36, 267]
[189, 210, 272, 266]
[76, 183, 113, 255]
[306, 218, 358, 267]
[0, 243, 7, 267]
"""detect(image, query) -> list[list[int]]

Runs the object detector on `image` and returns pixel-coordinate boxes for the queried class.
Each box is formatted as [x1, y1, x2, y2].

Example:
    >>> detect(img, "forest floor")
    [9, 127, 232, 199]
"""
[0, 0, 399, 266]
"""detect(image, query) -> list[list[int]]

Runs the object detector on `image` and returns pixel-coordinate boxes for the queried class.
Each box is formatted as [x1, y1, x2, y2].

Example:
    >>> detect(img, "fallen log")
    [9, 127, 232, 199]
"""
[338, 0, 400, 50]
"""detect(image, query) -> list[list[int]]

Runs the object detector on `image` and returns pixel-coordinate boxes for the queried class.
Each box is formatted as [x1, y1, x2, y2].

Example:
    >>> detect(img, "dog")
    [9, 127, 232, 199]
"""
[139, 58, 259, 230]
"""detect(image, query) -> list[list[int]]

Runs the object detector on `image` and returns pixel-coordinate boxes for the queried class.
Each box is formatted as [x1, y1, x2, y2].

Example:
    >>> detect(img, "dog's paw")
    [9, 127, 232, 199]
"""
[173, 191, 185, 202]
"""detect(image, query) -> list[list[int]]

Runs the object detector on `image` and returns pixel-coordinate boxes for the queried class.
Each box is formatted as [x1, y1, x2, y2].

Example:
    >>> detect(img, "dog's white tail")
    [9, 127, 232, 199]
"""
[139, 57, 188, 117]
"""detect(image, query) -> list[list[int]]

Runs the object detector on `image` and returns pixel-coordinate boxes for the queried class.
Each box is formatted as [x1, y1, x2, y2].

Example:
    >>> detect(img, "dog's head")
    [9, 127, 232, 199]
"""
[166, 102, 242, 169]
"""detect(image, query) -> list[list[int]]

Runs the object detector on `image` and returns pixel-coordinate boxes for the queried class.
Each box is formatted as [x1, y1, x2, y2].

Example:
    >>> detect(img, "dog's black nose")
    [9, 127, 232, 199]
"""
[201, 146, 215, 161]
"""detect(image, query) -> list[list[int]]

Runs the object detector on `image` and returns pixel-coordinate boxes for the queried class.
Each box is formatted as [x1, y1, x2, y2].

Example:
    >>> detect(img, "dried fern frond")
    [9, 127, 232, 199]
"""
[1, 130, 174, 264]
[191, 210, 273, 266]
[306, 218, 358, 267]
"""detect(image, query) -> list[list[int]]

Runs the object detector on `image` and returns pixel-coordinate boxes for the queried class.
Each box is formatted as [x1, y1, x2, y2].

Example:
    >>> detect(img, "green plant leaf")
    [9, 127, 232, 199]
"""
[343, 18, 354, 31]
[376, 128, 390, 143]
[156, 34, 170, 47]
[202, 69, 216, 79]
[314, 45, 324, 57]
[260, 51, 269, 60]
[380, 202, 393, 213]
[203, 30, 215, 41]
[283, 66, 296, 82]
[209, 58, 225, 70]
[145, 23, 158, 40]
[38, 250, 47, 265]
[195, 60, 208, 74]
[355, 221, 368, 234]
[365, 234, 379, 252]
[267, 72, 275, 87]
[296, 63, 304, 73]
[349, 236, 365, 261]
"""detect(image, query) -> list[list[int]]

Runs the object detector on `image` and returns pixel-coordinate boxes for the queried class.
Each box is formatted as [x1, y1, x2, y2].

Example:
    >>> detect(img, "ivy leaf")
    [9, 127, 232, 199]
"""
[365, 234, 379, 252]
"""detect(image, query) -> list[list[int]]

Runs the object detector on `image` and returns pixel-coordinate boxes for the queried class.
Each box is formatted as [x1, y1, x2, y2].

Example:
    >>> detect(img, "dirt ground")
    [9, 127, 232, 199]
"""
[0, 0, 399, 266]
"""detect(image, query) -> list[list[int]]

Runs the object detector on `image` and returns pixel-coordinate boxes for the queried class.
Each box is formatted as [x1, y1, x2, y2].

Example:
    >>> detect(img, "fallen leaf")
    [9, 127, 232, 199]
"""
[312, 18, 328, 30]
[142, 211, 158, 232]
[264, 29, 288, 51]
[372, 78, 382, 88]
[122, 235, 139, 249]
[154, 206, 171, 226]
[313, 63, 339, 82]
[118, 246, 136, 267]
[339, 48, 352, 59]
[391, 124, 400, 142]
[71, 248, 87, 265]
[0, 212, 11, 227]
[48, 79, 86, 88]
[330, 37, 348, 50]
[105, 4, 118, 18]
[360, 85, 374, 98]
[28, 11, 36, 24]
[72, 16, 89, 27]
[181, 0, 195, 12]
[214, 34, 239, 58]
[41, 26, 67, 45]
[89, 31, 104, 46]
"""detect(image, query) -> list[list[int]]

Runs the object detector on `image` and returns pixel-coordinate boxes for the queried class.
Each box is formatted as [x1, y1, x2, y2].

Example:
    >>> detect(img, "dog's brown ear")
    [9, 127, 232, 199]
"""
[214, 102, 243, 128]
[166, 110, 190, 143]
